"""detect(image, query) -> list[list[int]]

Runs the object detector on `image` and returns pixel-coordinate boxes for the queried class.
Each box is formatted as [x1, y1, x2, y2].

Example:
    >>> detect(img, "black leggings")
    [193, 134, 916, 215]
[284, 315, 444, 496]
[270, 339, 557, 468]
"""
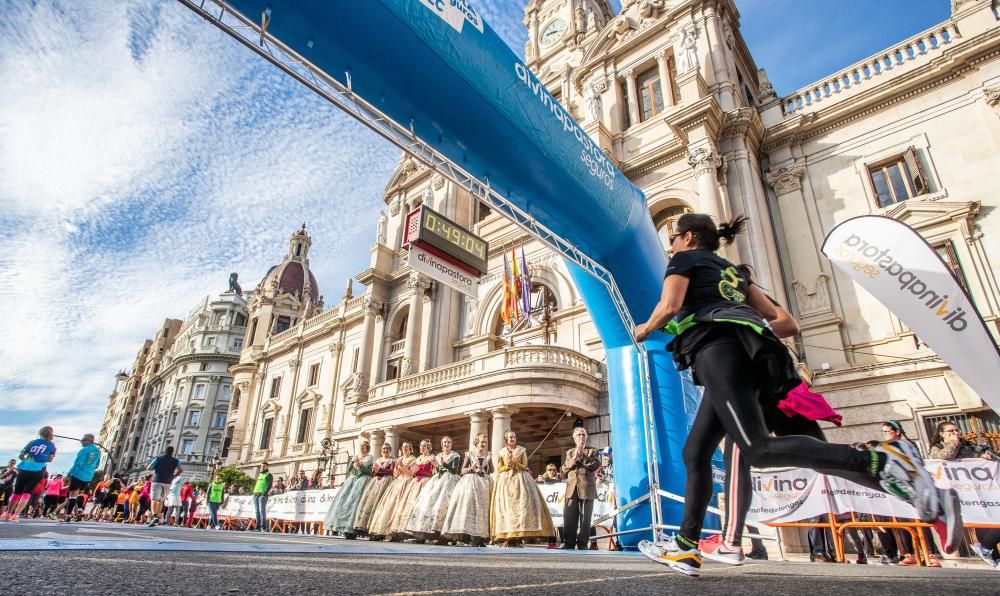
[721, 408, 884, 546]
[680, 340, 871, 542]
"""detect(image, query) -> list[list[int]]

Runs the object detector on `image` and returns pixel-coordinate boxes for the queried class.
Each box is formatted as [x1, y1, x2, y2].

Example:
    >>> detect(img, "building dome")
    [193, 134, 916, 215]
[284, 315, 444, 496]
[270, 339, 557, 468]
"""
[257, 224, 320, 302]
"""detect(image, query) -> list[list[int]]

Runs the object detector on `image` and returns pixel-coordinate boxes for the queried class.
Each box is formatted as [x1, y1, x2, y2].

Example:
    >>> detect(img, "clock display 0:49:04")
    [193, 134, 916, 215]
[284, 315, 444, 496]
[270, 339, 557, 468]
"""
[418, 207, 488, 273]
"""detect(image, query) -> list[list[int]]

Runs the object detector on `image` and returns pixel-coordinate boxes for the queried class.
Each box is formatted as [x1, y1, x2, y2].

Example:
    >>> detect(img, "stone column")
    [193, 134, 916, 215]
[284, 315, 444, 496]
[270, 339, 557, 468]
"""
[656, 53, 674, 107]
[372, 429, 386, 452]
[623, 69, 639, 127]
[382, 426, 400, 456]
[467, 410, 489, 450]
[686, 144, 725, 221]
[350, 298, 380, 401]
[403, 272, 427, 376]
[489, 406, 518, 455]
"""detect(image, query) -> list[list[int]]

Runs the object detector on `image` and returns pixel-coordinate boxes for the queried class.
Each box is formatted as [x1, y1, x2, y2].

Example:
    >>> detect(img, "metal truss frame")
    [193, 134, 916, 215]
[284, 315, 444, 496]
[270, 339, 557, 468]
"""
[176, 0, 668, 545]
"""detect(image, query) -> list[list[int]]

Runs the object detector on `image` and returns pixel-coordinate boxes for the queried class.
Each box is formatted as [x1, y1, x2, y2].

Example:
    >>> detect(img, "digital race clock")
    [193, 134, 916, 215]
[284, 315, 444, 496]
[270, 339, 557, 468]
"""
[404, 205, 488, 275]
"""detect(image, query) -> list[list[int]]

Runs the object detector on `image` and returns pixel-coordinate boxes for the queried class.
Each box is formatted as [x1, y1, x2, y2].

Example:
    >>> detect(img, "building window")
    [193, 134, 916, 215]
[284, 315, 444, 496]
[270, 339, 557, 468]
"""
[867, 147, 928, 208]
[200, 362, 209, 372]
[477, 202, 493, 223]
[248, 318, 258, 342]
[269, 377, 281, 398]
[194, 383, 206, 399]
[180, 439, 194, 456]
[205, 336, 216, 346]
[935, 241, 968, 291]
[386, 359, 401, 381]
[296, 408, 312, 444]
[169, 412, 178, 427]
[232, 338, 243, 349]
[656, 205, 694, 252]
[667, 56, 680, 107]
[188, 410, 201, 427]
[274, 316, 291, 333]
[208, 441, 220, 458]
[309, 363, 320, 386]
[259, 417, 274, 450]
[220, 385, 231, 401]
[637, 66, 664, 122]
[351, 347, 360, 373]
[212, 411, 227, 428]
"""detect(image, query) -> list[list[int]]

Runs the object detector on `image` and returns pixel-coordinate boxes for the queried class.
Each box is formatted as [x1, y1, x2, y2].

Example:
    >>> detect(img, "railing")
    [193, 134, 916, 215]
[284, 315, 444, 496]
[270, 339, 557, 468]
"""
[303, 306, 342, 331]
[783, 21, 961, 114]
[388, 339, 405, 356]
[343, 295, 365, 312]
[368, 345, 601, 401]
[206, 324, 246, 333]
[268, 326, 298, 345]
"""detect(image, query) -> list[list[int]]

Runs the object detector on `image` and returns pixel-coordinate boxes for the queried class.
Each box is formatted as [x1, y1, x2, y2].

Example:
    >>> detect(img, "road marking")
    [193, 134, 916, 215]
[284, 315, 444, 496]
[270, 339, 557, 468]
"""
[372, 571, 673, 595]
[61, 556, 396, 575]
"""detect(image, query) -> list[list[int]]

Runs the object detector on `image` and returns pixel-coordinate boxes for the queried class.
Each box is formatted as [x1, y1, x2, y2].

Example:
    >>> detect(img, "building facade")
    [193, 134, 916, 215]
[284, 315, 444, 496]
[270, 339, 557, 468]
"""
[100, 1, 999, 493]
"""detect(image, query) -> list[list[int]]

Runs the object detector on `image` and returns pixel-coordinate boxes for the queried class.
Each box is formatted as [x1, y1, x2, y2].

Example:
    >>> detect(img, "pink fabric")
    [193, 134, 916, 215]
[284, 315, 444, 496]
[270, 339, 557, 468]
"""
[777, 381, 843, 426]
[140, 481, 151, 499]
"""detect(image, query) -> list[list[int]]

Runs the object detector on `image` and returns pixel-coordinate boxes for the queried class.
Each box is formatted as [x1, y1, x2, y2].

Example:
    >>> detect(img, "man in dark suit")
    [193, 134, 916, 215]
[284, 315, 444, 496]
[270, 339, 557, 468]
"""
[561, 427, 601, 550]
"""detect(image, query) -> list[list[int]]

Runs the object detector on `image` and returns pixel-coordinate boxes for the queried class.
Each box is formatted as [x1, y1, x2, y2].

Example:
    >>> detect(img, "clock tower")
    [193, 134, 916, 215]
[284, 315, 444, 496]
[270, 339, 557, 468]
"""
[524, 1, 613, 75]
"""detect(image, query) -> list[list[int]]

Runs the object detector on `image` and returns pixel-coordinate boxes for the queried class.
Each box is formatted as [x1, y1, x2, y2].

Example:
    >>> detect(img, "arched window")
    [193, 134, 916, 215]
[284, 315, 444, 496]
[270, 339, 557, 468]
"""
[655, 205, 692, 252]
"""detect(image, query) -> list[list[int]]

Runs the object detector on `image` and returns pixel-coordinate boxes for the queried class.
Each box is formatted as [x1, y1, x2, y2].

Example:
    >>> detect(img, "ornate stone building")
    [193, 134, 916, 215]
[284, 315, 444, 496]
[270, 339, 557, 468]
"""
[219, 0, 999, 486]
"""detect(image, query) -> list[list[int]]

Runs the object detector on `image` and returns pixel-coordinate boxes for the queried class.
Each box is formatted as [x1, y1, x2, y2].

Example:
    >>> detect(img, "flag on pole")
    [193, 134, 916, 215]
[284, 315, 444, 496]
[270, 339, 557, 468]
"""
[501, 251, 512, 326]
[520, 246, 532, 320]
[510, 247, 522, 322]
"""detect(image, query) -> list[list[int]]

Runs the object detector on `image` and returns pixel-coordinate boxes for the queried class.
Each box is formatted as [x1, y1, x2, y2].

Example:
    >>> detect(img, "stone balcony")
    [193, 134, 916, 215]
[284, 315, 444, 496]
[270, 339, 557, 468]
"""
[357, 345, 605, 428]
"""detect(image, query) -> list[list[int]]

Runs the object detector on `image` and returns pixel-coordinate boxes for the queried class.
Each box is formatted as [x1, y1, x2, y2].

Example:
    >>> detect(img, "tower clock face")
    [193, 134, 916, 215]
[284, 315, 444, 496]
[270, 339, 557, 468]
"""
[540, 18, 568, 46]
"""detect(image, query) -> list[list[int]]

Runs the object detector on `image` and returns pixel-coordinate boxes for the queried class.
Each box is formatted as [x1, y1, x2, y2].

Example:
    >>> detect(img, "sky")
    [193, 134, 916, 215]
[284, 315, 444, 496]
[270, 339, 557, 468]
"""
[0, 0, 950, 471]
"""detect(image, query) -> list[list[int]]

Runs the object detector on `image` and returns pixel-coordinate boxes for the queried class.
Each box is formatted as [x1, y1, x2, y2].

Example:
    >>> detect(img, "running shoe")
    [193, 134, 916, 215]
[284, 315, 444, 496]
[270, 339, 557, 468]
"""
[972, 543, 999, 568]
[873, 441, 939, 521]
[639, 536, 702, 577]
[698, 534, 745, 565]
[146, 517, 159, 528]
[931, 488, 964, 554]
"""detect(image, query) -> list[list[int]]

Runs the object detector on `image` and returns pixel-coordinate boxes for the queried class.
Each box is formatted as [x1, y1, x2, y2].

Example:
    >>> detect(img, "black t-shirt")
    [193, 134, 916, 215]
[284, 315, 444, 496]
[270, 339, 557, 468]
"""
[150, 454, 180, 485]
[665, 249, 751, 324]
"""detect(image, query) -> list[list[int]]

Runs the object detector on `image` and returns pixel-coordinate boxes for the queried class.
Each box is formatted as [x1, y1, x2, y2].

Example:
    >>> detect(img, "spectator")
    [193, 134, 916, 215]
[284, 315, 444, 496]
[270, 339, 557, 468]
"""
[273, 476, 286, 495]
[310, 469, 324, 490]
[137, 475, 152, 523]
[928, 421, 994, 461]
[208, 475, 226, 530]
[292, 470, 309, 491]
[536, 464, 561, 484]
[880, 420, 941, 567]
[253, 462, 273, 532]
[187, 485, 201, 527]
[561, 427, 601, 551]
[973, 528, 1000, 569]
[165, 476, 184, 525]
[596, 449, 613, 486]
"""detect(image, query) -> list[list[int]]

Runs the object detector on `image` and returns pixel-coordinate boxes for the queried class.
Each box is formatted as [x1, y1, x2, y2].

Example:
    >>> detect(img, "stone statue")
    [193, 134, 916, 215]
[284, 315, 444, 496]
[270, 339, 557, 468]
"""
[584, 81, 603, 124]
[586, 9, 597, 31]
[575, 5, 585, 33]
[678, 26, 699, 74]
[228, 272, 242, 295]
[352, 372, 366, 394]
[401, 357, 414, 376]
[376, 210, 387, 245]
[464, 295, 477, 334]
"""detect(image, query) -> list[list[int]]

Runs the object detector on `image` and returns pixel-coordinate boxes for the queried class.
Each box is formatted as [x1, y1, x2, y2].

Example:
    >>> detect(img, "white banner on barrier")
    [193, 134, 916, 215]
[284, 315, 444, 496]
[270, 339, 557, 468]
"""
[748, 459, 999, 524]
[199, 484, 619, 528]
[536, 482, 615, 528]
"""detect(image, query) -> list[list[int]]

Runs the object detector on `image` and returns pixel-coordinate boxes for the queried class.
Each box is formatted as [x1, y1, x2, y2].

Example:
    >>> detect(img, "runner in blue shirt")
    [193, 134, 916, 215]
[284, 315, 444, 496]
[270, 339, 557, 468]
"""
[2, 426, 56, 522]
[63, 433, 101, 522]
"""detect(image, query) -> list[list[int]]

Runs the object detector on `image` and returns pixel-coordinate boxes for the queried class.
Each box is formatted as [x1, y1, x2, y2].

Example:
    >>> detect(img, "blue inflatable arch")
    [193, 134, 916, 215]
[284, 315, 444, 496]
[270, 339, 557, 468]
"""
[182, 0, 702, 546]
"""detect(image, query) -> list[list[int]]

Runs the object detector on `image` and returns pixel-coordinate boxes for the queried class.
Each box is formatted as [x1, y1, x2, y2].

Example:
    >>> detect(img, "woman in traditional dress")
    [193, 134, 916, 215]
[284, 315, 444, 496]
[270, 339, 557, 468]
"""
[405, 436, 462, 542]
[490, 429, 555, 547]
[367, 442, 416, 540]
[323, 440, 373, 539]
[352, 443, 395, 536]
[389, 439, 436, 541]
[442, 433, 494, 546]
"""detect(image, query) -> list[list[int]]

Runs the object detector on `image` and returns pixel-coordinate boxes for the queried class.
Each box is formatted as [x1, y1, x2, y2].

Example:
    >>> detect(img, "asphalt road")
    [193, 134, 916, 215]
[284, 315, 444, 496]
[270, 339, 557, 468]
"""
[1, 520, 996, 595]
